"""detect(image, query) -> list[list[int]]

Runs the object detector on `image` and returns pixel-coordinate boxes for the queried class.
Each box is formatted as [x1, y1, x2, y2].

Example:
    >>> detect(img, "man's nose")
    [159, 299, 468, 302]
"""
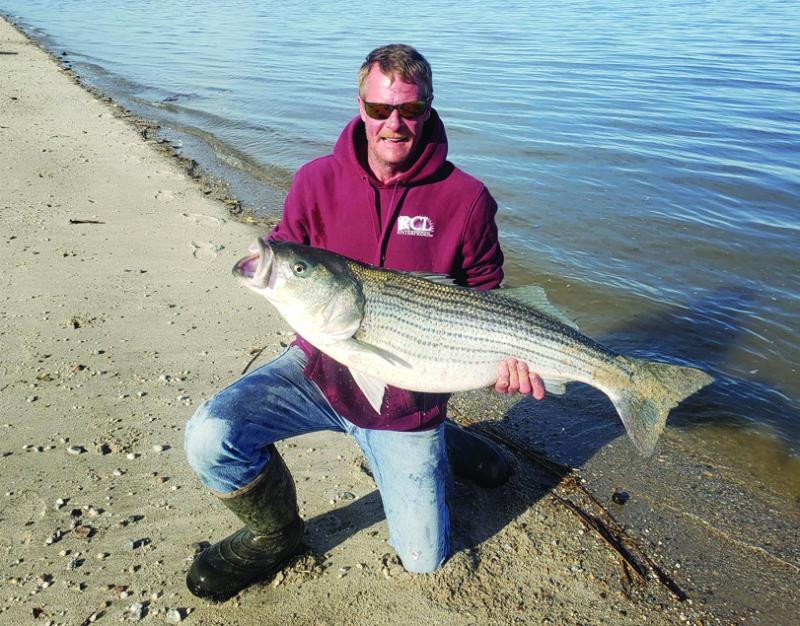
[384, 108, 404, 130]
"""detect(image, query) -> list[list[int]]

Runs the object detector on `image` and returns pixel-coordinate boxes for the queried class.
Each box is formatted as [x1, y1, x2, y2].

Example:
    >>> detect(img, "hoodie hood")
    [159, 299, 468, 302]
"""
[333, 108, 449, 187]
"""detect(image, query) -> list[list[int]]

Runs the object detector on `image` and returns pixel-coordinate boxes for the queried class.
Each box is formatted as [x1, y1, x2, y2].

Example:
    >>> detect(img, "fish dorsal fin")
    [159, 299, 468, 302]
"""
[410, 272, 458, 286]
[500, 286, 578, 330]
[350, 369, 387, 414]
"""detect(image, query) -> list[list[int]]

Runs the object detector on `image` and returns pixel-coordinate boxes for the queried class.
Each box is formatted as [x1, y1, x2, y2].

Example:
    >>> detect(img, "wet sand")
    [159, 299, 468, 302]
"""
[1, 17, 797, 626]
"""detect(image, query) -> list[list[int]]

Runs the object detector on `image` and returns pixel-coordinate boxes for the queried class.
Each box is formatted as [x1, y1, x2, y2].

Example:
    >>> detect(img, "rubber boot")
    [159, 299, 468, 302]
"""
[444, 420, 513, 488]
[186, 445, 304, 602]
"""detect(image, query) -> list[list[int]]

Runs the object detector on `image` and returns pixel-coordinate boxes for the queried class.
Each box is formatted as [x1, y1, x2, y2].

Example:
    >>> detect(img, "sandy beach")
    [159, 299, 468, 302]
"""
[1, 17, 797, 626]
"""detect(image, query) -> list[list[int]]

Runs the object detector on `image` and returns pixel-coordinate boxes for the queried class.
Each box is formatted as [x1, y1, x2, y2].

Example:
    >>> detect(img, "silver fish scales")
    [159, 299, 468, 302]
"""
[351, 262, 615, 385]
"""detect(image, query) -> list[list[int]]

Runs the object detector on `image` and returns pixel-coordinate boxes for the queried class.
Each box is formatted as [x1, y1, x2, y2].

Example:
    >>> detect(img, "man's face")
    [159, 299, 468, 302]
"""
[357, 66, 430, 182]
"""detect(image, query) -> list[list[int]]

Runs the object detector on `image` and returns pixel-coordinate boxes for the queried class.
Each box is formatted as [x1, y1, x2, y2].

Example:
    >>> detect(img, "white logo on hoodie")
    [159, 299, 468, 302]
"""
[397, 215, 434, 237]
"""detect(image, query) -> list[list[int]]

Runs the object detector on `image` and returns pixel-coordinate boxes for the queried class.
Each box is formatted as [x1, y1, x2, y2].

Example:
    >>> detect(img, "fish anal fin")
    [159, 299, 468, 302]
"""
[542, 378, 567, 395]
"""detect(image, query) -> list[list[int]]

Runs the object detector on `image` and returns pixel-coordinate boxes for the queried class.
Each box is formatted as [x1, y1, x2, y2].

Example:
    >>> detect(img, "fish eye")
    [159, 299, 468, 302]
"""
[292, 261, 307, 276]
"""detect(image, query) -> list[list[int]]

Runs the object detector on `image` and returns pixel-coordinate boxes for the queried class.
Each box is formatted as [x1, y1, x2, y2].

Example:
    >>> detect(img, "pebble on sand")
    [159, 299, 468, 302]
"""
[127, 602, 144, 620]
[611, 490, 630, 505]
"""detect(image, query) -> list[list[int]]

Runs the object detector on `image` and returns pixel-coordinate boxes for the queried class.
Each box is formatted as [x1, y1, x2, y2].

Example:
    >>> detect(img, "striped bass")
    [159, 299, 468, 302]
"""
[233, 239, 713, 456]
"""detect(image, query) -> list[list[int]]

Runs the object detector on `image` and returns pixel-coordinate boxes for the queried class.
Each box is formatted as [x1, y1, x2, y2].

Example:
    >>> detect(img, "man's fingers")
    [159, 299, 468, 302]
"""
[516, 361, 532, 395]
[495, 360, 510, 393]
[530, 373, 545, 401]
[506, 358, 520, 393]
[494, 359, 546, 400]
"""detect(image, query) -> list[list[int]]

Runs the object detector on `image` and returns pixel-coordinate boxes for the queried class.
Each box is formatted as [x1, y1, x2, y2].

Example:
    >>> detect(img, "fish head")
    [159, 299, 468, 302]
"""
[233, 239, 365, 343]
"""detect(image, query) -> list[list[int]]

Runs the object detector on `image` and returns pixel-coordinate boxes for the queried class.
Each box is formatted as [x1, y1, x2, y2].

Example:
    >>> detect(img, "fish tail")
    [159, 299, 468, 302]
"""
[610, 358, 713, 456]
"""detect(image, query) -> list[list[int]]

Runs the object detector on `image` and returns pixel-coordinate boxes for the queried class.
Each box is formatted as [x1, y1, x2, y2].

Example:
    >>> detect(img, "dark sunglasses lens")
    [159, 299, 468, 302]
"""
[397, 101, 428, 118]
[364, 102, 392, 119]
[364, 100, 428, 120]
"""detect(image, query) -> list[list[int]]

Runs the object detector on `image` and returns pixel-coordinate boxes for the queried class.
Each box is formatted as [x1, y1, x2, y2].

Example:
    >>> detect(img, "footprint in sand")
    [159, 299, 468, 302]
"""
[191, 241, 225, 261]
[155, 189, 175, 202]
[181, 212, 226, 227]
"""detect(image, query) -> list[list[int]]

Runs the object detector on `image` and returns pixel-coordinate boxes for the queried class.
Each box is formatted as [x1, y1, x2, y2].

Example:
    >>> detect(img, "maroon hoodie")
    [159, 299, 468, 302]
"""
[269, 109, 504, 431]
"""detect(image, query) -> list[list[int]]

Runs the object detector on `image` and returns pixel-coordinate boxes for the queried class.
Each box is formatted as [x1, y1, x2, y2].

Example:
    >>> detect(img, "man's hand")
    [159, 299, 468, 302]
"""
[495, 358, 545, 400]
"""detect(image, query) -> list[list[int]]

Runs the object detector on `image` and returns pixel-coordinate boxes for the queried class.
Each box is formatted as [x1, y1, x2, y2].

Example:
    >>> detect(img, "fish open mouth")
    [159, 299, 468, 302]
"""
[232, 238, 273, 287]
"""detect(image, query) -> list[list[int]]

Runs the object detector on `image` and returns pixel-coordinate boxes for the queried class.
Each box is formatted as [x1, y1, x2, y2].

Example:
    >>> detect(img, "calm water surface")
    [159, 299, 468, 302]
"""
[2, 1, 798, 477]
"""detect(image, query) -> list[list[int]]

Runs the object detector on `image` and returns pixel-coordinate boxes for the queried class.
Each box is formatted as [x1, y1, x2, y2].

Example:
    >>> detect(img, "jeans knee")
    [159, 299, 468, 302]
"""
[184, 400, 230, 478]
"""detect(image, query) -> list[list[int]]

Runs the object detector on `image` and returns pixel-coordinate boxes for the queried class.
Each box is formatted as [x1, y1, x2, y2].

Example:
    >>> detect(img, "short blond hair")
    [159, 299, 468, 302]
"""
[358, 44, 433, 100]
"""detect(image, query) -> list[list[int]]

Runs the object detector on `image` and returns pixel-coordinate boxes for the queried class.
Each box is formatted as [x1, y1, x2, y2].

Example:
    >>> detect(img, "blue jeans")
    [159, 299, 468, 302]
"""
[184, 347, 450, 573]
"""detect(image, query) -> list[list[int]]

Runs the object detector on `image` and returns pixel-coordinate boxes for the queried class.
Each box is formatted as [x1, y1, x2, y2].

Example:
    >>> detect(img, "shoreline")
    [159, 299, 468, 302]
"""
[9, 8, 800, 476]
[0, 11, 282, 232]
[1, 16, 797, 626]
[5, 11, 799, 470]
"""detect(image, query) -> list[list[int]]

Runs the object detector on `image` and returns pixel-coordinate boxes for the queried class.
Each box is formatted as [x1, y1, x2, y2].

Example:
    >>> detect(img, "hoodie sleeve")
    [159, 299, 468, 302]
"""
[459, 186, 505, 290]
[267, 167, 310, 245]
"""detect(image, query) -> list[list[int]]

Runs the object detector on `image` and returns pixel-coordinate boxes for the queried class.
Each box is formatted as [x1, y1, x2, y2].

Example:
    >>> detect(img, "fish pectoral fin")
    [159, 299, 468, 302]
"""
[542, 378, 567, 396]
[500, 286, 578, 330]
[342, 339, 411, 369]
[350, 369, 387, 414]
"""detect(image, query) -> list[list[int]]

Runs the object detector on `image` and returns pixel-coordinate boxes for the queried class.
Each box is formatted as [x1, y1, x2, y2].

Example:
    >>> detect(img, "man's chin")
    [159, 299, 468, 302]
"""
[376, 145, 413, 165]
[367, 142, 419, 179]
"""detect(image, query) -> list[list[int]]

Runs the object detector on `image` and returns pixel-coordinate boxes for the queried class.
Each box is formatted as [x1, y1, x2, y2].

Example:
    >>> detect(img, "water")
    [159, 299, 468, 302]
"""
[2, 1, 799, 477]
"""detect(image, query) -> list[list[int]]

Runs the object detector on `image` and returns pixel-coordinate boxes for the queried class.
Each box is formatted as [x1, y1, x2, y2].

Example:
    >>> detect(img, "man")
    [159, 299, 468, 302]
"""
[184, 44, 544, 602]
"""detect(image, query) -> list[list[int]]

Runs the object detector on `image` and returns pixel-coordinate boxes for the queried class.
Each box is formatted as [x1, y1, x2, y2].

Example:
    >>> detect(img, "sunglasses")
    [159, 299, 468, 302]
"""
[363, 99, 431, 120]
